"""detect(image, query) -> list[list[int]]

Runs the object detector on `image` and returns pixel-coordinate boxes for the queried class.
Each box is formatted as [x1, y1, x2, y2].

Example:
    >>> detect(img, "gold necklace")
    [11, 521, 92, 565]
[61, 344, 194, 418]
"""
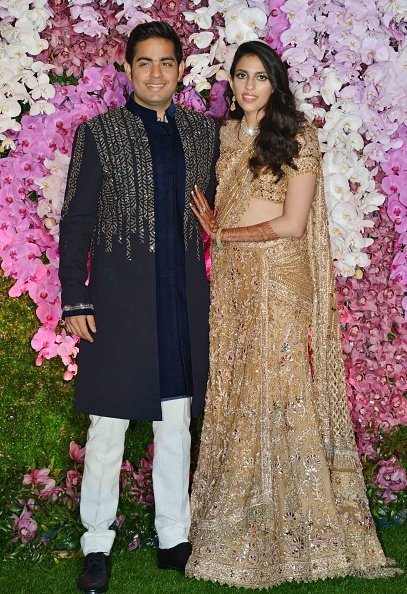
[240, 116, 259, 137]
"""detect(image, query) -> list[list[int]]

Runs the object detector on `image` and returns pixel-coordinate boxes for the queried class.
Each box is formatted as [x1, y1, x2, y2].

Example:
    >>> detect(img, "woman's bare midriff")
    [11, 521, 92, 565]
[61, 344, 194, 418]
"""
[237, 197, 284, 227]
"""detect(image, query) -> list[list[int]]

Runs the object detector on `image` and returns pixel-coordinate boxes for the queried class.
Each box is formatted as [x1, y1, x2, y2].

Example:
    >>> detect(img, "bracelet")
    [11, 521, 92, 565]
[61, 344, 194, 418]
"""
[216, 227, 223, 250]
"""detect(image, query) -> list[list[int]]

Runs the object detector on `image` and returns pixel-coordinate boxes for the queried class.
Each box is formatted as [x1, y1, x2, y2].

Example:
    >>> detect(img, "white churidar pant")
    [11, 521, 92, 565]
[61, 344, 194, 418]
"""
[80, 397, 191, 555]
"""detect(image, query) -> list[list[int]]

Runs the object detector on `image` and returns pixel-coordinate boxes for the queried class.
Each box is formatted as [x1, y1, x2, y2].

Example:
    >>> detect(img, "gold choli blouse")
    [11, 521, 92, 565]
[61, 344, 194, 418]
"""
[215, 120, 321, 228]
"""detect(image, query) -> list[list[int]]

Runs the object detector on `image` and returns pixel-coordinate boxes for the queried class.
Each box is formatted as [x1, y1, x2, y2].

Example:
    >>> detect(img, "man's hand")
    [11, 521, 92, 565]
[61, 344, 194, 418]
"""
[65, 315, 97, 342]
[190, 185, 218, 240]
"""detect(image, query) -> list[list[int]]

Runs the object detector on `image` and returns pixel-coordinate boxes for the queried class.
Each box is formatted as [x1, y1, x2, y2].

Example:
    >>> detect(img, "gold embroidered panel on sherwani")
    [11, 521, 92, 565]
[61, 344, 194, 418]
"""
[62, 106, 217, 259]
[185, 122, 394, 589]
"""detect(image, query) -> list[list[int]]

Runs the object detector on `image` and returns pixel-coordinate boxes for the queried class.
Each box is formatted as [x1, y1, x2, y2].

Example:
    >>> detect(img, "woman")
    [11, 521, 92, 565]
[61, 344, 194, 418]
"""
[185, 41, 394, 589]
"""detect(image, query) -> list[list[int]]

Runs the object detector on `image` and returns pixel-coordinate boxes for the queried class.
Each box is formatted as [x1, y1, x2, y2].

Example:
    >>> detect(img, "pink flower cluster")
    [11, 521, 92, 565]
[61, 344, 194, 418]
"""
[12, 440, 154, 547]
[39, 0, 200, 78]
[12, 501, 38, 544]
[120, 443, 154, 507]
[375, 455, 407, 504]
[175, 81, 229, 121]
[381, 125, 407, 317]
[265, 0, 290, 53]
[338, 207, 407, 462]
[38, 0, 126, 77]
[0, 66, 130, 372]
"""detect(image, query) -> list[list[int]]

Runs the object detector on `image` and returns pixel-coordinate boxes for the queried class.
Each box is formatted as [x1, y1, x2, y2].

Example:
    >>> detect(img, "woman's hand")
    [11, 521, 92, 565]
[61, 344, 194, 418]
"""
[190, 185, 218, 240]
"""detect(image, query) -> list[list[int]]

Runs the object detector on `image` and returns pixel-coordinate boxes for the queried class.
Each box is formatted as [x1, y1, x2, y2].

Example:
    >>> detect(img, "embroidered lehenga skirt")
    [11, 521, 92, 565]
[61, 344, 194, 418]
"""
[185, 236, 389, 589]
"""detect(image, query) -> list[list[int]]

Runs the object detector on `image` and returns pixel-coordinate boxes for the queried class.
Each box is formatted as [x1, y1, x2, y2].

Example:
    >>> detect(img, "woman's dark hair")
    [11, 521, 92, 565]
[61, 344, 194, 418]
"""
[125, 21, 183, 65]
[229, 41, 304, 180]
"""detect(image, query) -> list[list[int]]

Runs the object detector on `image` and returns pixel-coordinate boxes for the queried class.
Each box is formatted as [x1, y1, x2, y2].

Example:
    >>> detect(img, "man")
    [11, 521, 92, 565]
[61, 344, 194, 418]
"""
[59, 21, 219, 594]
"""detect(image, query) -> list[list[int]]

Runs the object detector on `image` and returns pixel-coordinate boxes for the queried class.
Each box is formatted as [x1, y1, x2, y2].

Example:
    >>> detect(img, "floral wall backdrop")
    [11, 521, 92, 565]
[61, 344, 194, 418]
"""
[0, 0, 406, 553]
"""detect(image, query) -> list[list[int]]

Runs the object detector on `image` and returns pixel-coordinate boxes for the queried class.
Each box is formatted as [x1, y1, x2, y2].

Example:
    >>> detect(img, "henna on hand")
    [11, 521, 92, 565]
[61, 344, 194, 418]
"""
[190, 185, 218, 240]
[221, 220, 280, 243]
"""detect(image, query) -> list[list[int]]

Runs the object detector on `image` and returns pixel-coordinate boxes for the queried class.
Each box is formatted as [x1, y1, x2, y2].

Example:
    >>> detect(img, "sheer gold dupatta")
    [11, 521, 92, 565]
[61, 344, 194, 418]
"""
[307, 178, 363, 473]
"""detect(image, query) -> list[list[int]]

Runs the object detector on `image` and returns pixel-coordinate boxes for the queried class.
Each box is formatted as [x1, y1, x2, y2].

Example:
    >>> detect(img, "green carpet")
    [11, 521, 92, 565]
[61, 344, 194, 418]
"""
[0, 525, 405, 594]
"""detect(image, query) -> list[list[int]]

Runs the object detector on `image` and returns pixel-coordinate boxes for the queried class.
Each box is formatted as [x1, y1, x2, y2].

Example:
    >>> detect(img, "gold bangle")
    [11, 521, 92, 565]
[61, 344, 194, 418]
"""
[216, 227, 223, 250]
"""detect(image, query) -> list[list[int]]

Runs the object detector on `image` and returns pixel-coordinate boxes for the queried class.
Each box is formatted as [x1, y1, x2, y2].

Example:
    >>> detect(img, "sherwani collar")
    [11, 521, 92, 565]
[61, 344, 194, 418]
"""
[125, 93, 176, 122]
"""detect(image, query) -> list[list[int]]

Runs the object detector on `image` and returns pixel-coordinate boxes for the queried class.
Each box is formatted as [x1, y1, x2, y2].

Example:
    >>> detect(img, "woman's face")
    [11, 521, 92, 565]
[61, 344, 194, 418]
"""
[231, 53, 273, 119]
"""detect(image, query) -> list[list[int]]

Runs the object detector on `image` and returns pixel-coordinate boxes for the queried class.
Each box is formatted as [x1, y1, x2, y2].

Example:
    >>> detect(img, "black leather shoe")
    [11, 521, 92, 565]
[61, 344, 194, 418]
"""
[157, 541, 192, 572]
[77, 552, 110, 593]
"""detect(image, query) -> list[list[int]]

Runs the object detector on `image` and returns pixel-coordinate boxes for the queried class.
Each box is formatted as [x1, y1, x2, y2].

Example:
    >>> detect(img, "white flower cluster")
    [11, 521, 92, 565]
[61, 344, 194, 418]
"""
[281, 0, 405, 277]
[183, 0, 268, 90]
[35, 150, 71, 237]
[0, 0, 55, 149]
[379, 0, 407, 22]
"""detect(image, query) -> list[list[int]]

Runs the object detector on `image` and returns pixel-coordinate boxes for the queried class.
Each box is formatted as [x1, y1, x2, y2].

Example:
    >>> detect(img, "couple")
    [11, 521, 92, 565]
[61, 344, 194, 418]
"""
[59, 21, 390, 594]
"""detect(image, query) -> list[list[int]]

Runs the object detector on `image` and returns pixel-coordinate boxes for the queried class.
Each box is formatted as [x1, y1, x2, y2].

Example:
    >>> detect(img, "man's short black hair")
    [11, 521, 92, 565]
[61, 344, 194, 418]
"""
[125, 21, 183, 65]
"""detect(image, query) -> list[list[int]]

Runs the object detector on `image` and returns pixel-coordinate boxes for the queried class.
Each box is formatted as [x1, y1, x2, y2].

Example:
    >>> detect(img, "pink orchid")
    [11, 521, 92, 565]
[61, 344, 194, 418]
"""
[381, 150, 407, 176]
[69, 441, 86, 464]
[175, 85, 206, 114]
[23, 467, 54, 487]
[12, 507, 38, 544]
[27, 281, 60, 304]
[382, 174, 403, 196]
[121, 460, 135, 473]
[31, 327, 59, 359]
[66, 470, 83, 491]
[114, 514, 125, 528]
[63, 362, 78, 381]
[375, 456, 407, 493]
[128, 535, 141, 551]
[36, 301, 61, 327]
[205, 80, 228, 121]
[38, 482, 61, 502]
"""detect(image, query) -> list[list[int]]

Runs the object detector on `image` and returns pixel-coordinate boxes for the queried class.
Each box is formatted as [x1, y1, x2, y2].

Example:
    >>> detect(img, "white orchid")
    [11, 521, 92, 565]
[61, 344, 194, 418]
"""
[114, 0, 154, 8]
[213, 28, 238, 73]
[344, 251, 371, 269]
[29, 100, 55, 116]
[30, 73, 56, 101]
[0, 134, 16, 151]
[2, 0, 31, 20]
[188, 32, 214, 50]
[346, 131, 365, 152]
[0, 113, 21, 135]
[324, 173, 353, 202]
[0, 1, 55, 133]
[208, 0, 238, 10]
[330, 202, 363, 231]
[320, 70, 344, 106]
[184, 6, 217, 30]
[384, 0, 407, 22]
[35, 151, 70, 234]
[224, 5, 267, 44]
[184, 53, 221, 89]
[344, 231, 374, 251]
[0, 95, 21, 119]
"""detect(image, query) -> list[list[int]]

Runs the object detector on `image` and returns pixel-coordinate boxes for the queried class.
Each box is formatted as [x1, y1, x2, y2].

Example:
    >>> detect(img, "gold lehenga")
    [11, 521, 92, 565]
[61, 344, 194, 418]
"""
[185, 122, 394, 589]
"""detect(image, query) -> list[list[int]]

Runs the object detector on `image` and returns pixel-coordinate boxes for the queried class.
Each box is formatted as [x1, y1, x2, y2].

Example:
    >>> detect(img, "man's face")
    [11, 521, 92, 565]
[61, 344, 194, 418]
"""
[124, 37, 184, 114]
